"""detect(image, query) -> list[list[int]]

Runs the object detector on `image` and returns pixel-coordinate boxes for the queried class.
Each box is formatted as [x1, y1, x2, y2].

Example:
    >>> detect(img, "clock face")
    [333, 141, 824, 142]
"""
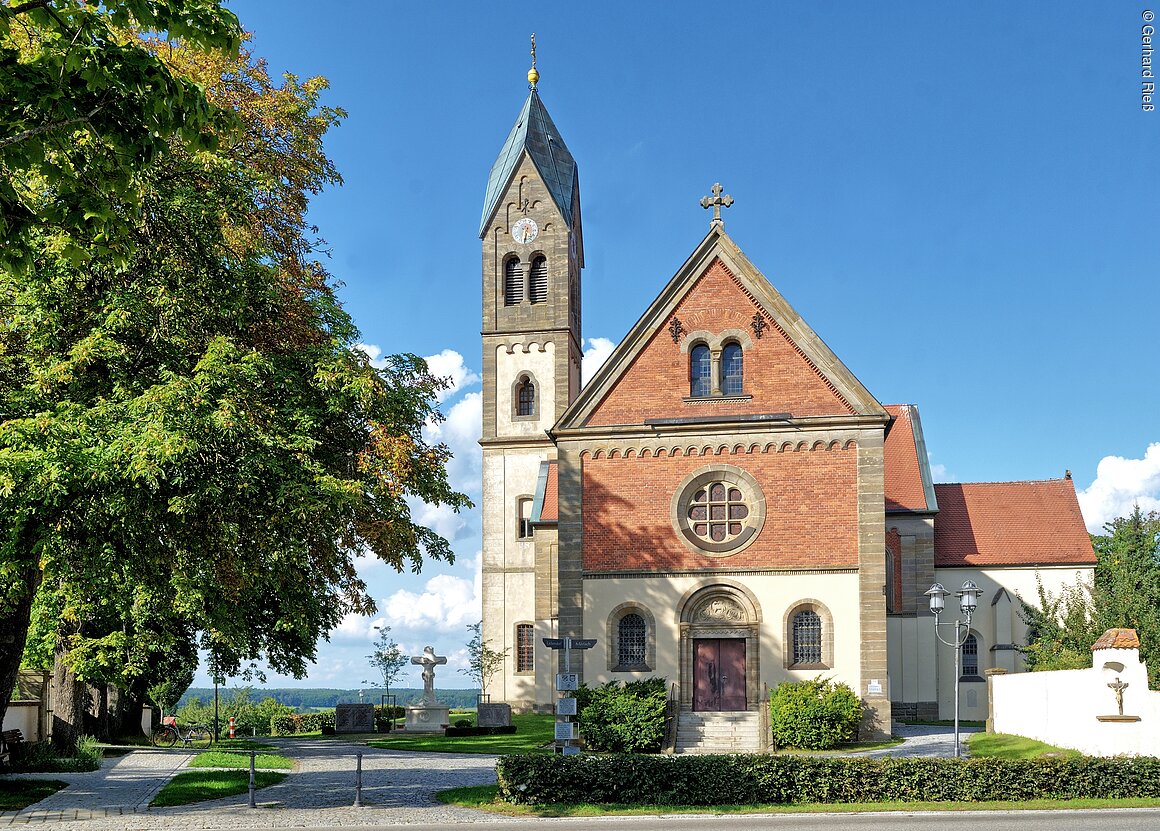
[512, 217, 538, 245]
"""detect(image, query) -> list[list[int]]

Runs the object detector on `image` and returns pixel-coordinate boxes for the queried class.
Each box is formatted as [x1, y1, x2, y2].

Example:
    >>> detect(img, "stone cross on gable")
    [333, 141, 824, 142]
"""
[700, 182, 734, 227]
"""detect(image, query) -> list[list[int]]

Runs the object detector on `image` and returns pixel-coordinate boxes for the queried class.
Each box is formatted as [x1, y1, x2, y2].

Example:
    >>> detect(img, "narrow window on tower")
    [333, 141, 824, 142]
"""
[690, 344, 712, 397]
[504, 256, 523, 305]
[516, 375, 535, 417]
[516, 622, 534, 672]
[517, 497, 534, 540]
[722, 342, 743, 395]
[529, 256, 548, 303]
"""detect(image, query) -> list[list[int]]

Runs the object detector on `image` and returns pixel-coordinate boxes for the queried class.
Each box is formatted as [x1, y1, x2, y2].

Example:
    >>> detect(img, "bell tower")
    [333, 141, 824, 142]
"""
[479, 40, 582, 708]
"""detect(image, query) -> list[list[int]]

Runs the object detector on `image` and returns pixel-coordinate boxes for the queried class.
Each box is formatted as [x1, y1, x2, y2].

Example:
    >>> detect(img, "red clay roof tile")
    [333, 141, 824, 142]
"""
[884, 404, 930, 512]
[933, 479, 1095, 567]
[539, 461, 558, 522]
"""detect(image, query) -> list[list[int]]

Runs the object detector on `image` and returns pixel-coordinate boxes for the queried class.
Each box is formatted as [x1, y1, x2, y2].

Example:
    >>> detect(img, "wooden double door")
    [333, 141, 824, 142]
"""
[693, 638, 747, 711]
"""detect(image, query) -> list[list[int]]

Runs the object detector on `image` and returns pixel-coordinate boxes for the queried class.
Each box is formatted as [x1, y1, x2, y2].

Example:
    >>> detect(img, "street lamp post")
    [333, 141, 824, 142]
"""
[925, 580, 984, 758]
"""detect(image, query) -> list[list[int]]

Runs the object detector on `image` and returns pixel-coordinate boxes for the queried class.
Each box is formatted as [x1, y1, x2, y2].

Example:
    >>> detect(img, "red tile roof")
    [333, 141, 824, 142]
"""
[538, 461, 558, 522]
[884, 404, 931, 512]
[933, 480, 1095, 567]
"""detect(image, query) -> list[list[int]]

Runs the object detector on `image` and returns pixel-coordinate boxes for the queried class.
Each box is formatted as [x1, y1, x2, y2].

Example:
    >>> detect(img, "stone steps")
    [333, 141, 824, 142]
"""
[674, 707, 763, 754]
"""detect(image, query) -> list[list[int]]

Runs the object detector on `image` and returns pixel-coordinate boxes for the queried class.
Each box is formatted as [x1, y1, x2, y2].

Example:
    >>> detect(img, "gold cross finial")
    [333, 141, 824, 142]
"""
[528, 33, 539, 90]
[700, 182, 734, 228]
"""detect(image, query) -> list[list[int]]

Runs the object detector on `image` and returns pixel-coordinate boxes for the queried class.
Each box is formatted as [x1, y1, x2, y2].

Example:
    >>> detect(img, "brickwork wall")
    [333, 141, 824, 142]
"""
[586, 258, 855, 427]
[581, 443, 858, 572]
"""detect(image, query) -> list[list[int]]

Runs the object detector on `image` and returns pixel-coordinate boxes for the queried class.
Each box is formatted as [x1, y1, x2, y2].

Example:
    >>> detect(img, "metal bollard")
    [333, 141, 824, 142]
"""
[248, 750, 256, 808]
[353, 752, 363, 807]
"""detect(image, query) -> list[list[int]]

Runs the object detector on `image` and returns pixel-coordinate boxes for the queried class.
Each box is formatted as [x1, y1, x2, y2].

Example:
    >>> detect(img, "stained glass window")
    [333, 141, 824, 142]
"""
[792, 610, 822, 665]
[687, 482, 749, 544]
[962, 633, 979, 676]
[618, 613, 646, 667]
[690, 344, 711, 397]
[516, 623, 534, 672]
[722, 342, 743, 395]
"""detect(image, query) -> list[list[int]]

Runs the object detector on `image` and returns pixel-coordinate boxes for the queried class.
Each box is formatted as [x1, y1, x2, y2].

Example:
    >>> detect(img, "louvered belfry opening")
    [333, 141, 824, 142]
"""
[529, 256, 548, 303]
[504, 256, 523, 305]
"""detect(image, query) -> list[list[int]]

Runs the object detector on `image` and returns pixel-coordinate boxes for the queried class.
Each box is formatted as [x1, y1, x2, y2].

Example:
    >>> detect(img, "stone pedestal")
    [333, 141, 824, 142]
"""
[405, 704, 450, 733]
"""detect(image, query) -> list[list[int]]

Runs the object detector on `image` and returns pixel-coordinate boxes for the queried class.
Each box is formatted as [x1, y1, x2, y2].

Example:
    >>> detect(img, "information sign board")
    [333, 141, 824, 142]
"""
[556, 672, 579, 691]
[555, 696, 578, 716]
[554, 721, 576, 741]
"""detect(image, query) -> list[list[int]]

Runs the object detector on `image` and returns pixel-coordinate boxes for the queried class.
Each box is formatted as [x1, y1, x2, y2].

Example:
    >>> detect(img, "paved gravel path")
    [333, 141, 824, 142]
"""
[0, 724, 979, 828]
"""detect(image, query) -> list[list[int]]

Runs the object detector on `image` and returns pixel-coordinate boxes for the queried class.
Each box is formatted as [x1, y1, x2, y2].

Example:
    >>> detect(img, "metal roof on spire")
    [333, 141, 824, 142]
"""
[479, 89, 579, 238]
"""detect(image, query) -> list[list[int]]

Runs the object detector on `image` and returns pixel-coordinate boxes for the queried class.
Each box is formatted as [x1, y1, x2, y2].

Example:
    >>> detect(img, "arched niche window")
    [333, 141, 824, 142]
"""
[721, 342, 743, 396]
[618, 614, 646, 667]
[504, 256, 523, 306]
[962, 632, 980, 677]
[515, 622, 534, 673]
[516, 375, 536, 418]
[608, 604, 655, 672]
[529, 255, 548, 304]
[784, 600, 833, 670]
[690, 344, 712, 398]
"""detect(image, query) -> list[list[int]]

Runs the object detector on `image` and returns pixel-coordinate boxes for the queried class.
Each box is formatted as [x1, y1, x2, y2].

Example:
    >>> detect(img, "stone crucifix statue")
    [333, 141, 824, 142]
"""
[1108, 676, 1129, 716]
[411, 646, 448, 705]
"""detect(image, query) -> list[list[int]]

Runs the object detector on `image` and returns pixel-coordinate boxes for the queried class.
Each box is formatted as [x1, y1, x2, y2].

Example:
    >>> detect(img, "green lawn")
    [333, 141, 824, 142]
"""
[968, 732, 1082, 759]
[212, 739, 278, 751]
[366, 713, 555, 754]
[188, 750, 293, 770]
[437, 785, 1160, 816]
[0, 780, 67, 810]
[773, 736, 904, 754]
[150, 770, 287, 807]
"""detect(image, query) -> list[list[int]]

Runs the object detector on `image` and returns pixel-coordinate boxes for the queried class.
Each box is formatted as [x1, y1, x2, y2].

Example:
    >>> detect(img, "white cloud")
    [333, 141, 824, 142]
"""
[381, 552, 482, 634]
[424, 390, 483, 499]
[929, 463, 949, 482]
[422, 349, 481, 403]
[581, 337, 616, 386]
[356, 342, 388, 369]
[1077, 443, 1160, 532]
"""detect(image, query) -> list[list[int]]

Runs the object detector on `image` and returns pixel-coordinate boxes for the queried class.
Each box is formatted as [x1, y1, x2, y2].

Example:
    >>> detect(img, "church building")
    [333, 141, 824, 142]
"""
[477, 60, 1095, 750]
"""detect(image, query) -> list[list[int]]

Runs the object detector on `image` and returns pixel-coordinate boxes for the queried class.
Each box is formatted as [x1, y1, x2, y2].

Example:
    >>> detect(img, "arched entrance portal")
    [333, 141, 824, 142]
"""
[677, 582, 761, 712]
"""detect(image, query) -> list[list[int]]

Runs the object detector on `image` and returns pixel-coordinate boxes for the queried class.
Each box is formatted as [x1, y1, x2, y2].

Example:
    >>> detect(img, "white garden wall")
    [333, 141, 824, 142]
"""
[991, 646, 1160, 756]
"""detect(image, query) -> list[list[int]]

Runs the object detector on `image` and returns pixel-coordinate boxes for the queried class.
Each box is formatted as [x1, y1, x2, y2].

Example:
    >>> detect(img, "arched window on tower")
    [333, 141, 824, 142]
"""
[516, 376, 535, 417]
[722, 342, 743, 395]
[504, 256, 523, 305]
[529, 256, 548, 304]
[690, 344, 712, 397]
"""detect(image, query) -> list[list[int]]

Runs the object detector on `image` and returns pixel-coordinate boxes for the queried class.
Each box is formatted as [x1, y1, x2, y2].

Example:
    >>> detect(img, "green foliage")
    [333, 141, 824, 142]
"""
[269, 711, 337, 736]
[460, 621, 509, 699]
[1021, 507, 1160, 688]
[7, 737, 101, 772]
[367, 713, 553, 755]
[178, 687, 481, 710]
[968, 732, 1082, 760]
[151, 769, 286, 807]
[574, 678, 667, 754]
[365, 626, 407, 695]
[495, 753, 1160, 806]
[769, 678, 862, 750]
[0, 0, 242, 272]
[188, 751, 292, 770]
[175, 687, 294, 736]
[0, 780, 68, 810]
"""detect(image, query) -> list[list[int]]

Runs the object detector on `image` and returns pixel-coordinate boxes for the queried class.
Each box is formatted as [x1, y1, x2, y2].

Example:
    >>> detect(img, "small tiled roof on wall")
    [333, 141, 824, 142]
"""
[884, 404, 937, 513]
[530, 461, 559, 524]
[933, 479, 1095, 567]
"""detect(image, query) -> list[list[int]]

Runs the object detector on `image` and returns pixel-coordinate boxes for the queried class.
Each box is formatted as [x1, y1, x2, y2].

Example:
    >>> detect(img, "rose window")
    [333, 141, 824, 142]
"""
[687, 482, 749, 544]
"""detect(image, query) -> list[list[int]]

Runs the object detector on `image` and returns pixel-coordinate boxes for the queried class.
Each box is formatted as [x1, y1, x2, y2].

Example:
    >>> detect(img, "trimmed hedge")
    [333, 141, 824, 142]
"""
[574, 678, 667, 753]
[270, 712, 336, 736]
[495, 753, 1160, 805]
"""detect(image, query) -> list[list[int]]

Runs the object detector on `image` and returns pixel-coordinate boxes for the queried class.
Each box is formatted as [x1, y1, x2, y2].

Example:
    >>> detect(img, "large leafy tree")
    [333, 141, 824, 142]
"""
[1, 32, 471, 742]
[0, 0, 241, 271]
[1021, 506, 1160, 688]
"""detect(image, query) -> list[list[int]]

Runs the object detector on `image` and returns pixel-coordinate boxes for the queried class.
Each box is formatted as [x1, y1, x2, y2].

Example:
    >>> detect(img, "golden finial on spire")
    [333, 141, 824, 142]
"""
[528, 33, 539, 90]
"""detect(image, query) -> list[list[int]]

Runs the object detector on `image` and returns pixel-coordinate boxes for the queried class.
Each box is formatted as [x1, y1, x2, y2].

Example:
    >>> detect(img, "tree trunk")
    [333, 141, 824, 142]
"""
[0, 565, 40, 733]
[51, 633, 88, 754]
[94, 684, 110, 740]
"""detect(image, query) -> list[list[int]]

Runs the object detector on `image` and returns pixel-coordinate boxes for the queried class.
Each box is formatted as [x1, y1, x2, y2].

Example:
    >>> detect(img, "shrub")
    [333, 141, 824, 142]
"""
[269, 711, 337, 736]
[8, 738, 102, 773]
[575, 677, 667, 754]
[495, 753, 1160, 806]
[769, 678, 861, 750]
[374, 705, 405, 732]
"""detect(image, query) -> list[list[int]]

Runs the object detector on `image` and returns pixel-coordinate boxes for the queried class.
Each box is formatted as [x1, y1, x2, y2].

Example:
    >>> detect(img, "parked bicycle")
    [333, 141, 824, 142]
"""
[151, 717, 212, 748]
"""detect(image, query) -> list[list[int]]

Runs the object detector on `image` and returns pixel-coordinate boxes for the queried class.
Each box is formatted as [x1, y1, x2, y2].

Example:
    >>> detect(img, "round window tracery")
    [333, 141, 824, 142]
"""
[671, 465, 766, 556]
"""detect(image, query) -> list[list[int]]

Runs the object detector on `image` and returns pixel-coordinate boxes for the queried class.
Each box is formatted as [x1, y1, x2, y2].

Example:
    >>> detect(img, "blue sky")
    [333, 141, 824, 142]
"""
[197, 2, 1160, 691]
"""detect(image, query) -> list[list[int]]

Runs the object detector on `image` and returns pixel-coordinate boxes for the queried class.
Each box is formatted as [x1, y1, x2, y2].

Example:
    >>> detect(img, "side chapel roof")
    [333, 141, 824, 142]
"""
[479, 91, 579, 237]
[933, 479, 1095, 567]
[883, 404, 938, 513]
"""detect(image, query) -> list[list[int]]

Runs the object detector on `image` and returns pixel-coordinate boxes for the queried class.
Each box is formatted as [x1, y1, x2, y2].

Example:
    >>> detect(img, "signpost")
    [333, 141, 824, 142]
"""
[543, 636, 596, 755]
